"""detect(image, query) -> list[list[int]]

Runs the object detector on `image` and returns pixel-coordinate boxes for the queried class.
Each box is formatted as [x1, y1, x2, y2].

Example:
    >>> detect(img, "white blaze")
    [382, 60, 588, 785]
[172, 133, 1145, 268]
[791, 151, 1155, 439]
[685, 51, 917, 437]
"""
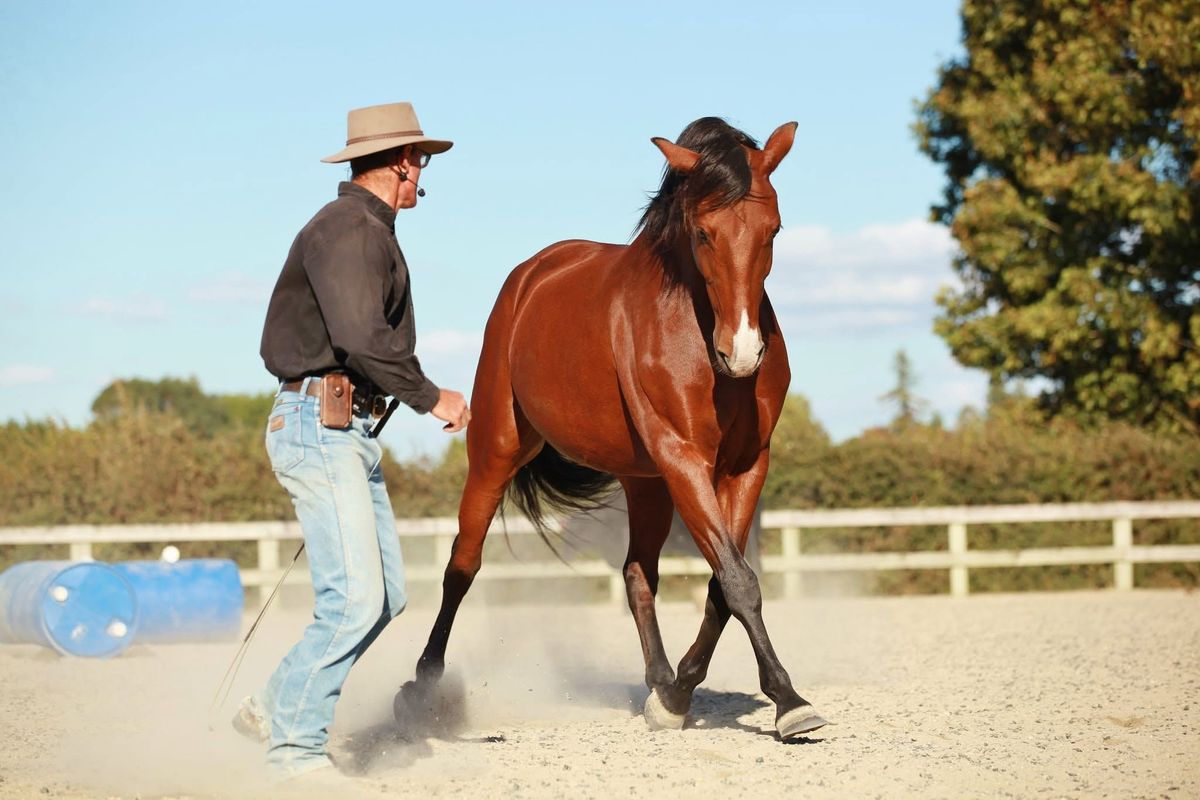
[728, 310, 763, 374]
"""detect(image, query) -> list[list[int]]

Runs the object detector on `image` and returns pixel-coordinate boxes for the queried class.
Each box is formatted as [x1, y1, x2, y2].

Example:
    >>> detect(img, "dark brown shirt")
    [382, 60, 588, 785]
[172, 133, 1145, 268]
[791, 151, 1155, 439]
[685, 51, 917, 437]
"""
[260, 182, 440, 413]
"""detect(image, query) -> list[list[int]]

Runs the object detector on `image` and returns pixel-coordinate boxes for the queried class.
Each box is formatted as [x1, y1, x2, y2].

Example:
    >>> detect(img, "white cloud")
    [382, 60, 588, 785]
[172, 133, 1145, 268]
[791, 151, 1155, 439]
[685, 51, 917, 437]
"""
[0, 365, 55, 385]
[776, 218, 956, 274]
[72, 295, 169, 321]
[188, 272, 272, 304]
[780, 308, 922, 334]
[770, 219, 958, 332]
[789, 273, 932, 306]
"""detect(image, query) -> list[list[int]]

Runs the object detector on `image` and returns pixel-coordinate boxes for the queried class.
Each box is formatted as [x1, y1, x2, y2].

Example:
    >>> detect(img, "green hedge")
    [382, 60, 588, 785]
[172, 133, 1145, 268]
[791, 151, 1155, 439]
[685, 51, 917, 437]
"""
[0, 411, 464, 569]
[2, 398, 1197, 591]
[761, 404, 1200, 592]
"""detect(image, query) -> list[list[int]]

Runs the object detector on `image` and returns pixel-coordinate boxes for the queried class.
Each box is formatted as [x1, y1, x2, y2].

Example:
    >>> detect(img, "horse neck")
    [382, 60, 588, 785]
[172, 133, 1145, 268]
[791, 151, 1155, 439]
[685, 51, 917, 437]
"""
[627, 229, 717, 332]
[627, 229, 703, 293]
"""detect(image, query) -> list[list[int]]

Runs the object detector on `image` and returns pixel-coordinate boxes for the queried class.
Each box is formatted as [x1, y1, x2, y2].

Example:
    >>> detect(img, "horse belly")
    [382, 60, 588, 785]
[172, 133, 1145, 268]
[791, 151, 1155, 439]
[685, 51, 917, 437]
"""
[526, 389, 650, 476]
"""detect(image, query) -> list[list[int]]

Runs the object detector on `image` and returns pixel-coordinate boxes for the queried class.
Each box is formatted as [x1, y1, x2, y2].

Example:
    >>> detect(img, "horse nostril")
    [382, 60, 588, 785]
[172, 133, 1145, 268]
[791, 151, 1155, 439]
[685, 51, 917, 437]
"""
[756, 344, 766, 359]
[717, 349, 731, 367]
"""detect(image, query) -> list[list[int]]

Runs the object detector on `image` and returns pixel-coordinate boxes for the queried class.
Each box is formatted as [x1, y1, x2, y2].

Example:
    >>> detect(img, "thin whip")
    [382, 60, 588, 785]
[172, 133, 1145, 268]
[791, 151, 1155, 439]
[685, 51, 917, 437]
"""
[208, 541, 305, 722]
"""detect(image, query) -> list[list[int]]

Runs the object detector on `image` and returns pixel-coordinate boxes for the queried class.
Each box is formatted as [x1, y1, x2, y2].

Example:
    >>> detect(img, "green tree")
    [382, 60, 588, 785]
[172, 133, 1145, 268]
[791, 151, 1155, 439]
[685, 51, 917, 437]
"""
[879, 349, 929, 428]
[91, 377, 272, 435]
[381, 437, 469, 517]
[916, 0, 1200, 433]
[92, 377, 227, 432]
[761, 393, 832, 508]
[986, 374, 1043, 426]
[213, 392, 276, 430]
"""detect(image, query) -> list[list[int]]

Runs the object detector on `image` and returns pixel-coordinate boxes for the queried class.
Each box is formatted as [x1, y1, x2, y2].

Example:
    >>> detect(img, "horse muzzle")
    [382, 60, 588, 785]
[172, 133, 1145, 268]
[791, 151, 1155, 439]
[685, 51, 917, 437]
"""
[714, 312, 765, 377]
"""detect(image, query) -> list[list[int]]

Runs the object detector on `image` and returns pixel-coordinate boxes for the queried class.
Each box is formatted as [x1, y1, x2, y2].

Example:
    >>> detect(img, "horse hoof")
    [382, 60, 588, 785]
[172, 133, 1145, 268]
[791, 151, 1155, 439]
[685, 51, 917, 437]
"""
[394, 674, 468, 736]
[393, 681, 432, 734]
[776, 704, 829, 739]
[393, 680, 426, 729]
[644, 688, 686, 731]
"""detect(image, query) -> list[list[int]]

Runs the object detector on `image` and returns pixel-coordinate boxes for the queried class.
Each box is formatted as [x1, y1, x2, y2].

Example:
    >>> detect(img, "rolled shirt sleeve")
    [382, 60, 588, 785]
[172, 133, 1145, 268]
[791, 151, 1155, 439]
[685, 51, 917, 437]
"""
[302, 221, 441, 413]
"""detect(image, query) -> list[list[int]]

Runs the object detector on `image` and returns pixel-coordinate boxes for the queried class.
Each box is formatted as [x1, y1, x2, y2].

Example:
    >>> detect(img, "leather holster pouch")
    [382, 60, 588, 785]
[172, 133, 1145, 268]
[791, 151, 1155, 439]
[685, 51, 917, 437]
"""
[319, 373, 353, 429]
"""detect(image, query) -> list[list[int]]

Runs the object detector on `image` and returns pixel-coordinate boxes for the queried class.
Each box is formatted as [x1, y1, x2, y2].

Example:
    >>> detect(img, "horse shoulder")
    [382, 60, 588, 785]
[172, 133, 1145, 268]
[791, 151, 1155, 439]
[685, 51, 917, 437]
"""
[607, 293, 723, 465]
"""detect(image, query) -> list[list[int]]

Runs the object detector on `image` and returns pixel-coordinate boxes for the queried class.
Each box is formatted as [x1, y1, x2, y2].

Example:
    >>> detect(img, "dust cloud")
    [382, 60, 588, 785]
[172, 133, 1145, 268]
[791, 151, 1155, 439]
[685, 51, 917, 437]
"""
[0, 600, 648, 798]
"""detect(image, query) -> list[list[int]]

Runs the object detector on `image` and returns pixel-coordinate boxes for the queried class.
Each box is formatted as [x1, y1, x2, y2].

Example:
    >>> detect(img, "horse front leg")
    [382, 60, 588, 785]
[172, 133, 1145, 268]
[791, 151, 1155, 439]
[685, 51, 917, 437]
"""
[667, 450, 766, 717]
[660, 446, 827, 739]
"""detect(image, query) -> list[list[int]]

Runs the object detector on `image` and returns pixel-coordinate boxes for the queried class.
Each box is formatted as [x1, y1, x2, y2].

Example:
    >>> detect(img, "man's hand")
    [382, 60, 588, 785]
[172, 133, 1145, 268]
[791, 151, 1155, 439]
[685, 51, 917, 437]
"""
[431, 389, 471, 433]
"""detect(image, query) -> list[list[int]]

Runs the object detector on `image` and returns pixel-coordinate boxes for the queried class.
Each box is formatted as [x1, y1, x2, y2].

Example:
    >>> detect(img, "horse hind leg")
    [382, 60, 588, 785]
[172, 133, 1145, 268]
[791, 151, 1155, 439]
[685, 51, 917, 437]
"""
[413, 468, 510, 683]
[394, 392, 540, 730]
[619, 476, 685, 730]
[394, 456, 535, 732]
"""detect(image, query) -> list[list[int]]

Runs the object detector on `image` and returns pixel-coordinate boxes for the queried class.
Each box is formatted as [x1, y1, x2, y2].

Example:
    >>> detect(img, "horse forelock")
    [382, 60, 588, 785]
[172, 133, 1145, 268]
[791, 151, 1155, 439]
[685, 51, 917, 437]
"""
[635, 118, 761, 265]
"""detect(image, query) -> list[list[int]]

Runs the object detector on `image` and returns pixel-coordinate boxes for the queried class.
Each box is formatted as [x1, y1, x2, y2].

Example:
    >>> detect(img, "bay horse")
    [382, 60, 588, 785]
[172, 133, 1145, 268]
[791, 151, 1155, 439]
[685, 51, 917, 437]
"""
[399, 117, 827, 740]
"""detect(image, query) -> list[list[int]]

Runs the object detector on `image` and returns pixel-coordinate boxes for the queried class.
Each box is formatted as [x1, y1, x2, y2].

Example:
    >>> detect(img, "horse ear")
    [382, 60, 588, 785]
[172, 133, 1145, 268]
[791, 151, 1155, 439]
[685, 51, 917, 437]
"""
[651, 137, 701, 174]
[761, 122, 798, 175]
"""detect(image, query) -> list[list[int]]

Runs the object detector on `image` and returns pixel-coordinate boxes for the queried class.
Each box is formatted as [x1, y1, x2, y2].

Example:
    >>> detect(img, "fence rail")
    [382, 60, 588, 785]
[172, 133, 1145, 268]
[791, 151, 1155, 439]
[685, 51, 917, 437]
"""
[2, 501, 1198, 602]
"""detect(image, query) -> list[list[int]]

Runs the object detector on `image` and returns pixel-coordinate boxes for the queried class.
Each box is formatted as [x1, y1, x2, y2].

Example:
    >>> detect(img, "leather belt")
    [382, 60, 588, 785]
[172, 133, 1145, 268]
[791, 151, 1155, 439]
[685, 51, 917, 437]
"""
[279, 376, 388, 418]
[279, 379, 322, 397]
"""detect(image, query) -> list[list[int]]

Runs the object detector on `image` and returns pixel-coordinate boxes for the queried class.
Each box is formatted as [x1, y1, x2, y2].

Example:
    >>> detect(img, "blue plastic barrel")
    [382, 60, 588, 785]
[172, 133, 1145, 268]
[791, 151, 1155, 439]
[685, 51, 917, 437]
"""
[114, 559, 243, 643]
[0, 561, 139, 658]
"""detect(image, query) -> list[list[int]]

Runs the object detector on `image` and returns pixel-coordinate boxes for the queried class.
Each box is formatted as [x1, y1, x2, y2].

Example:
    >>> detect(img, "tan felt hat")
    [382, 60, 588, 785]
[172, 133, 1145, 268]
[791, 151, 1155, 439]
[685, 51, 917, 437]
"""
[321, 102, 453, 164]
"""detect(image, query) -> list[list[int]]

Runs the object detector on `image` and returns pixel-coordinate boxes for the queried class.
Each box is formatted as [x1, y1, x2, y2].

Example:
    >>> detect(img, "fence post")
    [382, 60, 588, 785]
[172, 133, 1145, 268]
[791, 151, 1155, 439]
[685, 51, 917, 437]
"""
[69, 542, 94, 561]
[948, 522, 968, 597]
[433, 531, 454, 567]
[781, 526, 802, 599]
[610, 574, 627, 606]
[257, 537, 280, 606]
[1112, 517, 1133, 591]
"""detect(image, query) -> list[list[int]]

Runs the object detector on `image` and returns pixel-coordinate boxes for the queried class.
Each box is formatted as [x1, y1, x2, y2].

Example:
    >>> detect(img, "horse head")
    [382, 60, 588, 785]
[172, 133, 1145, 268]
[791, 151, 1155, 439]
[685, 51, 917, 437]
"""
[649, 120, 796, 378]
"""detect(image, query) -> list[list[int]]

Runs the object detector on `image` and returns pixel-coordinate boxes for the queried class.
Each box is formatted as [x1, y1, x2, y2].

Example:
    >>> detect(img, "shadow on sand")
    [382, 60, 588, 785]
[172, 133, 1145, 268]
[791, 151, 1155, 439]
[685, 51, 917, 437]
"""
[336, 675, 822, 773]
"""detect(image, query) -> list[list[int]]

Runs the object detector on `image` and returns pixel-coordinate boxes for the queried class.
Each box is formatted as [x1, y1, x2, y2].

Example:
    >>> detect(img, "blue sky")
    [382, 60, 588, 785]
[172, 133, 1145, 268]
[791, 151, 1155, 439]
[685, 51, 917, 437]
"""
[0, 0, 979, 457]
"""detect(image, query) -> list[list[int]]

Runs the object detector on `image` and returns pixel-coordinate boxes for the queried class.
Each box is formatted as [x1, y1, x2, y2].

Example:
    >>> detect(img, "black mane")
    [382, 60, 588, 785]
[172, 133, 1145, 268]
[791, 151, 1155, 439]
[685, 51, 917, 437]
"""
[635, 117, 760, 261]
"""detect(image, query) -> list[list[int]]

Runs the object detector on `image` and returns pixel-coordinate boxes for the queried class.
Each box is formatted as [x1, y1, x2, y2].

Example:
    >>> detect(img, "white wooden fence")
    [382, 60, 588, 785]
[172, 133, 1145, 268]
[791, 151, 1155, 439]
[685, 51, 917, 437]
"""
[1, 501, 1197, 603]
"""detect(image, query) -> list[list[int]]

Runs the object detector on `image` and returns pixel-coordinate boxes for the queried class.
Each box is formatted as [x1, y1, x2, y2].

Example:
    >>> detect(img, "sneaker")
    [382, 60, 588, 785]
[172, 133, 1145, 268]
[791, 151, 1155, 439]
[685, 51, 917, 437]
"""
[231, 695, 270, 743]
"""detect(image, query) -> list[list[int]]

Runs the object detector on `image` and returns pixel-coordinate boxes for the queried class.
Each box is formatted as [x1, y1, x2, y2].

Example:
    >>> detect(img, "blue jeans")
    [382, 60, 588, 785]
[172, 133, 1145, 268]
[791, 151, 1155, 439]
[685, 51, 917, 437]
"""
[255, 378, 407, 776]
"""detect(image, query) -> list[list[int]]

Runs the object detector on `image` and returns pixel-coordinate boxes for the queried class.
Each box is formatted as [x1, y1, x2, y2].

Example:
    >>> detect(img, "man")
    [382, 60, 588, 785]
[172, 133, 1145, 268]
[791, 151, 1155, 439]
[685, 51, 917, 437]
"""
[239, 101, 470, 779]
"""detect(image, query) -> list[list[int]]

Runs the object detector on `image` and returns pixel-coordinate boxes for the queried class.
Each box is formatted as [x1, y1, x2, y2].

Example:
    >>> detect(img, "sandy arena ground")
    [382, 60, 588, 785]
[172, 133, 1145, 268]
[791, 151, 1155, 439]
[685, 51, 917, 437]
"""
[1, 590, 1197, 799]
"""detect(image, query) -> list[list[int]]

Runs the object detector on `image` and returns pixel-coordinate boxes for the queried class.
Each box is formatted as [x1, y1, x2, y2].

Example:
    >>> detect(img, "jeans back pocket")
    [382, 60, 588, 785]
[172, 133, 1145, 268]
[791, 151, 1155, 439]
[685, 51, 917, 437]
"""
[265, 404, 306, 473]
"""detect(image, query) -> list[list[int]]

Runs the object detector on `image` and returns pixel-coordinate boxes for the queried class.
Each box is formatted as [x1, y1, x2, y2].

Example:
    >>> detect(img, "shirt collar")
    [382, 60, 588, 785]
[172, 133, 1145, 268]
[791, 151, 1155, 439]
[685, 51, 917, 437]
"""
[337, 181, 397, 229]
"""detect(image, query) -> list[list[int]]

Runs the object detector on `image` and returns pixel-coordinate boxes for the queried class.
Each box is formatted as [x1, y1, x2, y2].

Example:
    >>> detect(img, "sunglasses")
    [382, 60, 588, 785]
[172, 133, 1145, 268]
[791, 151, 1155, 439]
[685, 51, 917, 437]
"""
[411, 148, 432, 168]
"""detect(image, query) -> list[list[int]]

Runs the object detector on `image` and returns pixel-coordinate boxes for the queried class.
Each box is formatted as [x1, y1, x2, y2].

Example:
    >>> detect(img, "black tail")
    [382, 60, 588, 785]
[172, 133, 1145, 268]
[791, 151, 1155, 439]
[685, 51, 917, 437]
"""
[506, 445, 616, 559]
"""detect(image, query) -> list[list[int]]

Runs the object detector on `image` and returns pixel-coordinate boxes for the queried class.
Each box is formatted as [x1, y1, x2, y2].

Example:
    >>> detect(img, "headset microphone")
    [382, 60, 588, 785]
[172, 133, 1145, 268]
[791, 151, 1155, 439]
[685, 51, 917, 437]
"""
[399, 169, 426, 198]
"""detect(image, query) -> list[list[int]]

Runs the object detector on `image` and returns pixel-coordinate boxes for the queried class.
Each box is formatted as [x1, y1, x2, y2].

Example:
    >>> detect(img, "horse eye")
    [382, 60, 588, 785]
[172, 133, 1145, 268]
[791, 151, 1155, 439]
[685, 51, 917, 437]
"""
[772, 225, 782, 238]
[695, 228, 710, 244]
